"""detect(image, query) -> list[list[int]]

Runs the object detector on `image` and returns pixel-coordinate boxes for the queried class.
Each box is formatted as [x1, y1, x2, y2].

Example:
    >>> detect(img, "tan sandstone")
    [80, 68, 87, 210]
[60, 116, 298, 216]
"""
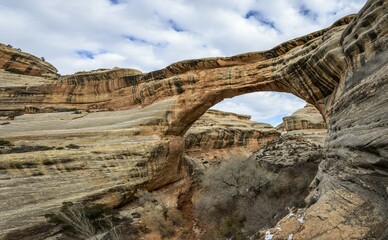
[0, 0, 387, 238]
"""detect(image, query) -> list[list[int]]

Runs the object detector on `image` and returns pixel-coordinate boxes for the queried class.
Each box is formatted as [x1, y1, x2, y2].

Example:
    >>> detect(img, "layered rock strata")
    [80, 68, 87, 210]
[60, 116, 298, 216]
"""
[0, 99, 186, 237]
[0, 44, 58, 77]
[0, 15, 355, 129]
[280, 103, 326, 132]
[184, 109, 279, 162]
[0, 0, 387, 238]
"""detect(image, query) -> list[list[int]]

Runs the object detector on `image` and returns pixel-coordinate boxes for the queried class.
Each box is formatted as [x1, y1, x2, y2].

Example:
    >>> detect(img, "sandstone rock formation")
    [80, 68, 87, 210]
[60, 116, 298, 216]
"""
[188, 105, 327, 240]
[0, 44, 58, 77]
[279, 103, 326, 132]
[185, 109, 279, 162]
[0, 0, 387, 238]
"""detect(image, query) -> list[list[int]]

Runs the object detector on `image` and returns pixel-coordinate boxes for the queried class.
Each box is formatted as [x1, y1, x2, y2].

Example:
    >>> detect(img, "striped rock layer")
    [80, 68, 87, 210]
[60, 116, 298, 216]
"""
[0, 0, 387, 238]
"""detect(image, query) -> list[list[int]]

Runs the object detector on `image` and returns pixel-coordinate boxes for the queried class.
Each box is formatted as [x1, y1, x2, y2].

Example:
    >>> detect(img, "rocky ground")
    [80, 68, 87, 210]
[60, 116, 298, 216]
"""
[114, 104, 327, 240]
[0, 0, 387, 238]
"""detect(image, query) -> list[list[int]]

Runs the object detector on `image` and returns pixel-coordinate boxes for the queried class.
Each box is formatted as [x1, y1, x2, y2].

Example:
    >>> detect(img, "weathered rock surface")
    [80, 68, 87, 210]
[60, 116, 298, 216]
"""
[279, 103, 326, 131]
[0, 99, 186, 237]
[0, 44, 58, 77]
[0, 14, 354, 128]
[0, 107, 279, 238]
[265, 0, 388, 239]
[0, 0, 387, 238]
[185, 109, 279, 162]
[254, 132, 324, 169]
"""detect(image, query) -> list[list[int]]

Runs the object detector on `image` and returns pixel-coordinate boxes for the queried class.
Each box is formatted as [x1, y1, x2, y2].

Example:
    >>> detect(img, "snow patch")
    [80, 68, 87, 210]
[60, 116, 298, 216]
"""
[297, 215, 304, 223]
[265, 230, 274, 240]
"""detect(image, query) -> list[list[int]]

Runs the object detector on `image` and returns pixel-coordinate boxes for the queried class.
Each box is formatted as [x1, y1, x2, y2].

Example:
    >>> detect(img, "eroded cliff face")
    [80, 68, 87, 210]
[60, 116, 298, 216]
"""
[280, 104, 326, 132]
[0, 0, 387, 238]
[0, 15, 354, 129]
[185, 109, 280, 162]
[0, 44, 58, 77]
[265, 1, 388, 239]
[0, 100, 185, 236]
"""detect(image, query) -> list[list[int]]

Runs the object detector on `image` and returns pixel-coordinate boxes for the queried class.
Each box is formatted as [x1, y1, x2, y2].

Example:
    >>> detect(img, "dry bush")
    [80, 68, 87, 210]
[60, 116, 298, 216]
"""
[45, 202, 133, 240]
[195, 156, 318, 238]
[167, 208, 184, 226]
[218, 215, 245, 240]
[4, 223, 57, 240]
[46, 202, 96, 239]
[142, 210, 175, 238]
[136, 190, 184, 239]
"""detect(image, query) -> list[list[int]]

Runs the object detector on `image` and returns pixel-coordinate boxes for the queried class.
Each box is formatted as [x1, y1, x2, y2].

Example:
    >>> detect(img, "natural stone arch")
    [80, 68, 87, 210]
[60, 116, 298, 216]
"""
[0, 0, 386, 238]
[2, 16, 350, 137]
[153, 17, 350, 136]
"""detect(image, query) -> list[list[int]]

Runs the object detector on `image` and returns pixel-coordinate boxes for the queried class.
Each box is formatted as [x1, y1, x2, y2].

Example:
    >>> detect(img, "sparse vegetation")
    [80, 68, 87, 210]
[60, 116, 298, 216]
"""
[194, 156, 318, 239]
[4, 145, 54, 154]
[7, 111, 23, 120]
[66, 144, 80, 149]
[45, 201, 136, 239]
[136, 190, 184, 239]
[0, 139, 12, 146]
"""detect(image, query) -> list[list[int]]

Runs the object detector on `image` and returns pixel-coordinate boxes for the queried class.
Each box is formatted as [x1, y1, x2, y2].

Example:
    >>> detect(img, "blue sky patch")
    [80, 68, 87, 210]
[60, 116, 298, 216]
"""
[122, 35, 148, 44]
[122, 34, 168, 48]
[109, 0, 119, 5]
[245, 10, 277, 30]
[76, 50, 107, 59]
[76, 50, 95, 59]
[168, 20, 185, 32]
[299, 5, 318, 21]
[266, 115, 284, 127]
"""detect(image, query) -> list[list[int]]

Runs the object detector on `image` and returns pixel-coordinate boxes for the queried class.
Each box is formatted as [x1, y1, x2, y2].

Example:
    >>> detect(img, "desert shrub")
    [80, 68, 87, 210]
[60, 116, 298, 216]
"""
[7, 145, 54, 154]
[142, 210, 175, 238]
[218, 215, 245, 240]
[0, 139, 12, 146]
[4, 223, 56, 240]
[195, 156, 318, 238]
[136, 190, 183, 239]
[199, 156, 273, 204]
[66, 144, 80, 149]
[7, 111, 23, 120]
[45, 202, 126, 239]
[167, 208, 183, 226]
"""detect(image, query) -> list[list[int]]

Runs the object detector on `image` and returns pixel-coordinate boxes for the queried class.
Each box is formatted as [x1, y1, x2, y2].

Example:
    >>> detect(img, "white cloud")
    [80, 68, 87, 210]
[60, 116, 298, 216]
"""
[211, 92, 306, 126]
[0, 0, 366, 124]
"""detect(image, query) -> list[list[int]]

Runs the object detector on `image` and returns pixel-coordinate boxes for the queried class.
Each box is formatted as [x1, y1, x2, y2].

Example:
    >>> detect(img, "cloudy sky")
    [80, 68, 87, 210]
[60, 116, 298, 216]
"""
[0, 0, 366, 126]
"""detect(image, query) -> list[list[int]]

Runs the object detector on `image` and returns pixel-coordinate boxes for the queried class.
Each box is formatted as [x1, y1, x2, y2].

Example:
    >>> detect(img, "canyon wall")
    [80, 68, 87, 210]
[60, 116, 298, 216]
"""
[0, 0, 387, 238]
[185, 109, 279, 161]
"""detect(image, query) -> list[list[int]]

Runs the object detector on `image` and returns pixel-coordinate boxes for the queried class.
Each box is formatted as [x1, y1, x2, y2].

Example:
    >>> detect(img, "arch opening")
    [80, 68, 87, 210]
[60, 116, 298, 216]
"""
[211, 92, 307, 127]
[183, 91, 327, 160]
[182, 92, 328, 238]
